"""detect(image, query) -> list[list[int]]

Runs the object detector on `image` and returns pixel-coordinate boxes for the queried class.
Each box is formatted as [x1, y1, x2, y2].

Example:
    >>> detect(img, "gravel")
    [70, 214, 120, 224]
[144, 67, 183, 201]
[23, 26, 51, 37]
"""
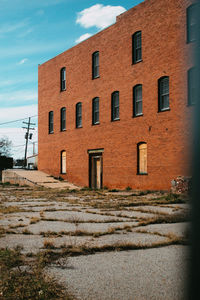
[48, 245, 189, 300]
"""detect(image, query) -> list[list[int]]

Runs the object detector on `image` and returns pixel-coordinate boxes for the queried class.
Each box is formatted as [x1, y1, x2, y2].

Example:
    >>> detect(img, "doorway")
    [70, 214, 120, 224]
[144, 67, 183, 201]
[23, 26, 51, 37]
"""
[89, 152, 103, 189]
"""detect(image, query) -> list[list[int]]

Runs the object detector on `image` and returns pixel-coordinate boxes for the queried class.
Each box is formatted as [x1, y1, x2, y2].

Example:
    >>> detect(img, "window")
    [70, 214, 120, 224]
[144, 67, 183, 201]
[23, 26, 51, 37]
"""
[137, 142, 147, 175]
[49, 111, 53, 134]
[158, 76, 169, 112]
[111, 91, 120, 121]
[60, 107, 66, 131]
[187, 4, 198, 43]
[133, 84, 143, 116]
[76, 102, 82, 128]
[92, 97, 99, 125]
[132, 31, 142, 64]
[188, 67, 196, 105]
[61, 150, 66, 174]
[92, 51, 99, 79]
[60, 67, 66, 91]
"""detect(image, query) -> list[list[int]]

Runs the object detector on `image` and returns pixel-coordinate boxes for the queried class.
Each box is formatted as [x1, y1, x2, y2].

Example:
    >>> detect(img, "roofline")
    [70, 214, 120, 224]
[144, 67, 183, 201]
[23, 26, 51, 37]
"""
[38, 0, 146, 67]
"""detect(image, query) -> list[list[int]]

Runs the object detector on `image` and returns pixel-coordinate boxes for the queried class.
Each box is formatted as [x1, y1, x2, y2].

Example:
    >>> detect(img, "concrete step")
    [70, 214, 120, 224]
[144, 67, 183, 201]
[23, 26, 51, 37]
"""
[2, 169, 80, 190]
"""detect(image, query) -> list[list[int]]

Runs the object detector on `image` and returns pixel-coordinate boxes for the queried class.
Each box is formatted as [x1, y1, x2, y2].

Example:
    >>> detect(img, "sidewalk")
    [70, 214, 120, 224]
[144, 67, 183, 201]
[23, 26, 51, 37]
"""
[2, 169, 80, 190]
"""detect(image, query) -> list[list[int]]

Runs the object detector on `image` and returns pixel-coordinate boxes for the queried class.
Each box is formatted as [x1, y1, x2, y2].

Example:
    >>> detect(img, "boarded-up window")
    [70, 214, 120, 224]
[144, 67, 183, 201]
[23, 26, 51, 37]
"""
[61, 151, 66, 174]
[138, 143, 147, 174]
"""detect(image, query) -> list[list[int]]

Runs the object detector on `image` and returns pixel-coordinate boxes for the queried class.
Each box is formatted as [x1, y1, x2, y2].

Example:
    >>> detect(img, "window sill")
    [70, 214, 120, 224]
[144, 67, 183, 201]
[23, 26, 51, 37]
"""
[132, 59, 143, 65]
[49, 132, 54, 134]
[76, 126, 82, 129]
[111, 118, 120, 122]
[186, 39, 196, 44]
[60, 89, 66, 92]
[92, 75, 100, 80]
[137, 172, 148, 176]
[92, 122, 100, 126]
[133, 113, 143, 118]
[158, 108, 170, 113]
[60, 129, 66, 132]
[60, 172, 66, 175]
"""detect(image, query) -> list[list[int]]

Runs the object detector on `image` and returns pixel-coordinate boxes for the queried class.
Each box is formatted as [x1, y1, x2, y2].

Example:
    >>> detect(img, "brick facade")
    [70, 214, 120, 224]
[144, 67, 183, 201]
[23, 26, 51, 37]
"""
[38, 0, 194, 190]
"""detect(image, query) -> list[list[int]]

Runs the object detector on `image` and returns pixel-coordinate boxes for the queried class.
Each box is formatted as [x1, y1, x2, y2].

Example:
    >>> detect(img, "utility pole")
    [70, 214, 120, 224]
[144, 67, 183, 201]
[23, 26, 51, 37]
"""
[22, 117, 35, 168]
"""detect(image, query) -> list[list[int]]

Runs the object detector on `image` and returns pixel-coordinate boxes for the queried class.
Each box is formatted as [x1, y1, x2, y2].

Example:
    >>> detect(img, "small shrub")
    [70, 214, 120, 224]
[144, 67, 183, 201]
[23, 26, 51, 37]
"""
[108, 189, 119, 192]
[125, 186, 132, 191]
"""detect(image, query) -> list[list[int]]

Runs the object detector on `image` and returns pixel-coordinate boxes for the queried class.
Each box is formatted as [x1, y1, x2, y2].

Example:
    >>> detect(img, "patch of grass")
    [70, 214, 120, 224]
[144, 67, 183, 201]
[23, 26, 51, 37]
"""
[0, 205, 25, 214]
[125, 186, 132, 191]
[39, 236, 188, 260]
[108, 189, 119, 192]
[43, 239, 56, 249]
[9, 223, 26, 229]
[0, 247, 73, 299]
[138, 212, 189, 227]
[22, 228, 32, 235]
[30, 217, 40, 224]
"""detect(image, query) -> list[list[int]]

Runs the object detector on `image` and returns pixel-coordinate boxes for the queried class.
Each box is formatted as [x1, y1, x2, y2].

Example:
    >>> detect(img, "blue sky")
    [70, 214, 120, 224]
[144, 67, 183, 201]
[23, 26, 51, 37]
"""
[0, 0, 143, 159]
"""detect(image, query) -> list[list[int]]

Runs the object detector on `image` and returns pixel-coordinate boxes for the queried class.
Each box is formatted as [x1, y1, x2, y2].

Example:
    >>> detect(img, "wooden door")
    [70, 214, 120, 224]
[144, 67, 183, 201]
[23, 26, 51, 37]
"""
[89, 154, 102, 189]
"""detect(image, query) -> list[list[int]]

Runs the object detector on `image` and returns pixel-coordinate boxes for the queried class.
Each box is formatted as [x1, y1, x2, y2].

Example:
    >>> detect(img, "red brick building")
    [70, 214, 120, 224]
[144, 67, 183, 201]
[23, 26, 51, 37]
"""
[38, 0, 195, 190]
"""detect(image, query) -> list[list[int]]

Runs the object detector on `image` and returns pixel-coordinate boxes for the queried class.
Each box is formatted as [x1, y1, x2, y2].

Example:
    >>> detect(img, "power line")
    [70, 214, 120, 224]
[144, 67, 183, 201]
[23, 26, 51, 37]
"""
[12, 144, 26, 148]
[0, 115, 38, 126]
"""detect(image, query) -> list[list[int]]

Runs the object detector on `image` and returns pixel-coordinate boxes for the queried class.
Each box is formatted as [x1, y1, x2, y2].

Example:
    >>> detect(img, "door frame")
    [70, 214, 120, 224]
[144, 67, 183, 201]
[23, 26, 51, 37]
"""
[88, 149, 104, 189]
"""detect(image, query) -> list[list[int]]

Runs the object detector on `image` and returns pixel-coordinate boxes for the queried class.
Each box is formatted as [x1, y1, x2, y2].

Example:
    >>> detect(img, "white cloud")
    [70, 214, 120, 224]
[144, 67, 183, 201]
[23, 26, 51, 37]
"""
[0, 90, 37, 105]
[75, 33, 93, 44]
[76, 4, 126, 30]
[0, 105, 38, 124]
[17, 58, 28, 65]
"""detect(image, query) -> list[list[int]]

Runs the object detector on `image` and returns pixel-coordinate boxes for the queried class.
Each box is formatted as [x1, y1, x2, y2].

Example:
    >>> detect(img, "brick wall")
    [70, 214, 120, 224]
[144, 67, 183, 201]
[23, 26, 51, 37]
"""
[38, 0, 194, 190]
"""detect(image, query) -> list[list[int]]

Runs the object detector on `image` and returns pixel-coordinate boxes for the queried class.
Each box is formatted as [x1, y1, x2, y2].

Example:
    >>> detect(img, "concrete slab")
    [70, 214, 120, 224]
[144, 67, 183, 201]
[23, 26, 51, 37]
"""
[48, 246, 188, 300]
[2, 169, 80, 190]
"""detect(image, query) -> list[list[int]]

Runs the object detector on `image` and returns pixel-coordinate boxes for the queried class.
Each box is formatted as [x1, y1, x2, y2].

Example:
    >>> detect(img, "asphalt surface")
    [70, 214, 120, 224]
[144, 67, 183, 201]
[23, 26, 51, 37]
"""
[49, 245, 189, 300]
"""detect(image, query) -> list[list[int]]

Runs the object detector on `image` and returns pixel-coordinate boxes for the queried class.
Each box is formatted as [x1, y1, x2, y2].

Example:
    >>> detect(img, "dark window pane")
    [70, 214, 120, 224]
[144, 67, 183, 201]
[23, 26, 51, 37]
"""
[49, 111, 53, 133]
[92, 98, 99, 124]
[136, 101, 142, 115]
[92, 52, 99, 79]
[159, 77, 169, 111]
[187, 5, 198, 42]
[76, 103, 82, 128]
[133, 31, 142, 64]
[111, 92, 119, 121]
[133, 85, 142, 116]
[61, 108, 66, 131]
[61, 68, 66, 91]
